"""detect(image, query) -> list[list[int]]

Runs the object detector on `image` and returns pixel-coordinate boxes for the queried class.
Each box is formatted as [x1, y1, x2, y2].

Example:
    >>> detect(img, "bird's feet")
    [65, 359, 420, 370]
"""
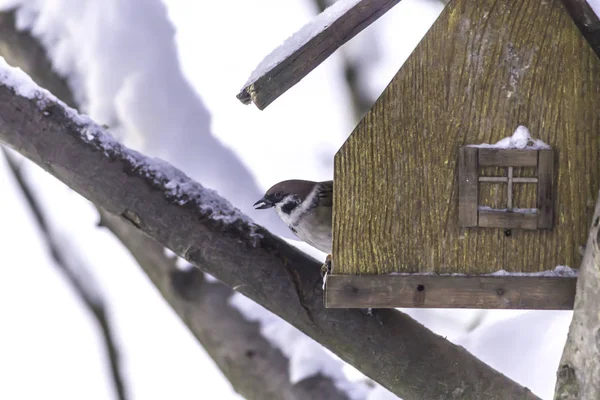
[320, 254, 332, 290]
[320, 254, 332, 279]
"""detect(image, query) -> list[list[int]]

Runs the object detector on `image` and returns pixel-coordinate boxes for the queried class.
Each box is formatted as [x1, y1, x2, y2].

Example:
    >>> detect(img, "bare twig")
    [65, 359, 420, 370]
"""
[1, 147, 128, 400]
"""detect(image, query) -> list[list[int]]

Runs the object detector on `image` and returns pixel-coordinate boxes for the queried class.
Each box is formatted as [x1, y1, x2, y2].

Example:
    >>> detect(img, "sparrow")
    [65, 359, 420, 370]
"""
[253, 179, 333, 276]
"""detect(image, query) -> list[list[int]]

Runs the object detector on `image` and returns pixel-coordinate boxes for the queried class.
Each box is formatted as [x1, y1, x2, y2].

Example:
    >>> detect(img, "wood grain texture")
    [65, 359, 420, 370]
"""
[478, 210, 538, 229]
[537, 149, 555, 228]
[236, 0, 600, 111]
[0, 64, 542, 400]
[333, 0, 600, 274]
[325, 274, 577, 309]
[458, 147, 478, 226]
[0, 12, 542, 399]
[478, 149, 538, 167]
[237, 0, 401, 110]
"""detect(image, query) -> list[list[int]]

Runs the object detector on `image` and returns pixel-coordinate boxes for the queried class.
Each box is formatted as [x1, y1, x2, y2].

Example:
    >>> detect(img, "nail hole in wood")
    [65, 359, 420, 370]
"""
[496, 288, 505, 296]
[417, 284, 425, 292]
[504, 229, 512, 237]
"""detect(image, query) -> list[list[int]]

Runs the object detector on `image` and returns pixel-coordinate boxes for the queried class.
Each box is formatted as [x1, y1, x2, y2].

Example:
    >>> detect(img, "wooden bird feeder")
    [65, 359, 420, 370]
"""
[238, 0, 600, 310]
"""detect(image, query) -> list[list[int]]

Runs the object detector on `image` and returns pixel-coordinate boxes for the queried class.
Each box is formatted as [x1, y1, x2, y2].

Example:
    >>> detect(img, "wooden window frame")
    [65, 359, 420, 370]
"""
[458, 147, 554, 229]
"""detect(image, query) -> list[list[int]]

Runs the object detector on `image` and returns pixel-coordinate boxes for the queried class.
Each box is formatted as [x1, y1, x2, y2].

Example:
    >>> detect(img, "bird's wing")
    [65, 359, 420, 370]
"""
[316, 180, 333, 207]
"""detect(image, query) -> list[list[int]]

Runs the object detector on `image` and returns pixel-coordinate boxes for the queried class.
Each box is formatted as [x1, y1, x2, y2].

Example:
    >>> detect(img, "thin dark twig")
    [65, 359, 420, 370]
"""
[1, 147, 128, 400]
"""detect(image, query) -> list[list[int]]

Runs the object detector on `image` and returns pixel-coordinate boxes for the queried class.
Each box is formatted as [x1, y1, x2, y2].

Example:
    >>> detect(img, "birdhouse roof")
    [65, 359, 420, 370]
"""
[237, 0, 600, 110]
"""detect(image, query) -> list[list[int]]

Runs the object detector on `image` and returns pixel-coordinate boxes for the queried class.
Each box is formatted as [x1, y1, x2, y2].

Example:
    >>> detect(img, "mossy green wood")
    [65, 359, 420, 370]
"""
[333, 0, 600, 275]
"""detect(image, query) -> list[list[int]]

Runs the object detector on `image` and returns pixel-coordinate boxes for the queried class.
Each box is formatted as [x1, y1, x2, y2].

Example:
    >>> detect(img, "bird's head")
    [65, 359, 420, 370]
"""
[253, 180, 317, 214]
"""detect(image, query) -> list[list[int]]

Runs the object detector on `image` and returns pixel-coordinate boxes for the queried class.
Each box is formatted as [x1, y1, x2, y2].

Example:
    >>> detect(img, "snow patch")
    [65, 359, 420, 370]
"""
[0, 56, 43, 98]
[175, 257, 194, 272]
[163, 247, 177, 259]
[242, 0, 361, 87]
[0, 56, 119, 153]
[163, 247, 195, 271]
[489, 265, 577, 278]
[122, 155, 258, 227]
[388, 265, 577, 277]
[203, 273, 219, 283]
[388, 271, 434, 276]
[469, 125, 550, 149]
[229, 293, 371, 399]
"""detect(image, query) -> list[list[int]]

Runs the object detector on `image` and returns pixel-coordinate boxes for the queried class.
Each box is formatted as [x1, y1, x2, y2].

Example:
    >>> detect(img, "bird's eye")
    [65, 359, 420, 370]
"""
[274, 192, 284, 201]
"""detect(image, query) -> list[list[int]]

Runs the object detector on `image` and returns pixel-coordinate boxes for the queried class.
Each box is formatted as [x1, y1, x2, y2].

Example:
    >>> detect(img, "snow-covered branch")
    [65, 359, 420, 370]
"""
[0, 12, 350, 399]
[554, 189, 600, 399]
[0, 54, 540, 399]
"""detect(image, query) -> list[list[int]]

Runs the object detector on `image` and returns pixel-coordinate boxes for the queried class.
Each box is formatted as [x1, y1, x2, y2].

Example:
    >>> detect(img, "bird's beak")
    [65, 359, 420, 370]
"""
[253, 197, 273, 210]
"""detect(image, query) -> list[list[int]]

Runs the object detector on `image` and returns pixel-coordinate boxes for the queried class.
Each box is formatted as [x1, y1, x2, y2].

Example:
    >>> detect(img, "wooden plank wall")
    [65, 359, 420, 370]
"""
[333, 0, 600, 275]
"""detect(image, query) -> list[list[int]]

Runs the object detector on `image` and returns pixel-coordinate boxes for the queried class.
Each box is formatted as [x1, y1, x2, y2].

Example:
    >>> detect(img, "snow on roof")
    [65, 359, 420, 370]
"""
[243, 0, 362, 88]
[388, 265, 578, 277]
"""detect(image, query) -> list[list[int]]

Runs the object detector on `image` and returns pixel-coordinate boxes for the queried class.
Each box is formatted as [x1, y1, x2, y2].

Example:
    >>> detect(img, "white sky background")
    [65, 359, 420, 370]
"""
[0, 0, 587, 399]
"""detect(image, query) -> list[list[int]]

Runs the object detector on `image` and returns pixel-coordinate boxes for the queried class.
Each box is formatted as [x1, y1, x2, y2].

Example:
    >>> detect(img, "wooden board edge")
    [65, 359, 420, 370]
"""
[458, 147, 479, 226]
[236, 0, 402, 109]
[478, 148, 539, 167]
[324, 274, 577, 309]
[478, 209, 538, 229]
[537, 149, 555, 229]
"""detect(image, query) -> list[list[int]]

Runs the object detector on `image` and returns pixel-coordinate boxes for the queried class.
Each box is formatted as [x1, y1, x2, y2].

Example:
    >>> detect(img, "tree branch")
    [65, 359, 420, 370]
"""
[554, 190, 600, 399]
[1, 148, 128, 400]
[0, 12, 77, 108]
[99, 210, 349, 400]
[0, 56, 538, 399]
[0, 11, 349, 400]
